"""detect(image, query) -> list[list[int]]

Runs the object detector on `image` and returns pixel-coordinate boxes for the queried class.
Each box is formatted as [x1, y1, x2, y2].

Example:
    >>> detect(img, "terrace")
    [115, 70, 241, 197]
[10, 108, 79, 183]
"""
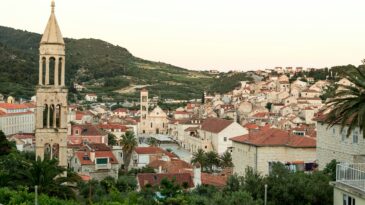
[336, 163, 365, 192]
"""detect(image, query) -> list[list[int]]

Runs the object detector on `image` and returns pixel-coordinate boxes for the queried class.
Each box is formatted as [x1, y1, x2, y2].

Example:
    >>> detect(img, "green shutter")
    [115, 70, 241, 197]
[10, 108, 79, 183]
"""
[96, 158, 108, 164]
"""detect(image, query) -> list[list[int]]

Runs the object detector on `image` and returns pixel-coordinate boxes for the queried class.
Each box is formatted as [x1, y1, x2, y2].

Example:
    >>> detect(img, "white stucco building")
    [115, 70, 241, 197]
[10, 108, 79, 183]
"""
[184, 118, 248, 154]
[0, 103, 35, 136]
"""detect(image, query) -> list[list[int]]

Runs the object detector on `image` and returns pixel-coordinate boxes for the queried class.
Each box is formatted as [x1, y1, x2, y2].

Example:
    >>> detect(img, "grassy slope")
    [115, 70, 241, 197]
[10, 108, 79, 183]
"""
[0, 26, 251, 100]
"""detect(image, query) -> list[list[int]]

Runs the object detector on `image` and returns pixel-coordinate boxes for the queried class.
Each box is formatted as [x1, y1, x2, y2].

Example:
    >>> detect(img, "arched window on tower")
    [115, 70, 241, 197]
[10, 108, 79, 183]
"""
[44, 143, 51, 159]
[42, 57, 46, 85]
[52, 144, 59, 159]
[49, 57, 55, 85]
[43, 104, 48, 128]
[50, 104, 55, 128]
[58, 58, 63, 86]
[56, 104, 61, 128]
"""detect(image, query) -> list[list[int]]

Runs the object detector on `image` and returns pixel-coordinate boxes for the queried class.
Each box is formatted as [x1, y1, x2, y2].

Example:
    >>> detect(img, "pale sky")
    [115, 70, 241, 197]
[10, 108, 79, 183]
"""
[1, 0, 365, 71]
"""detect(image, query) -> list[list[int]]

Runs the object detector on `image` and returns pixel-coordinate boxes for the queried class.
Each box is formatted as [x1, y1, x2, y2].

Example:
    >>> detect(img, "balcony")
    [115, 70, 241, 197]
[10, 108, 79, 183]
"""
[95, 163, 111, 170]
[336, 163, 365, 192]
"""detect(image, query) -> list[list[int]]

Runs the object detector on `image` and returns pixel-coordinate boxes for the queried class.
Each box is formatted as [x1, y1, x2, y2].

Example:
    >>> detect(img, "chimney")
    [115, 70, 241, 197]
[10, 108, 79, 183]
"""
[158, 165, 162, 173]
[193, 162, 202, 187]
[90, 150, 95, 162]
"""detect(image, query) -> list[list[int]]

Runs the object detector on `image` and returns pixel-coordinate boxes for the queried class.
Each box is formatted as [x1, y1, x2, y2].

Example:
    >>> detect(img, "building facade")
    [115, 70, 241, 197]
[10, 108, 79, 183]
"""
[315, 117, 365, 170]
[0, 103, 35, 135]
[231, 128, 317, 176]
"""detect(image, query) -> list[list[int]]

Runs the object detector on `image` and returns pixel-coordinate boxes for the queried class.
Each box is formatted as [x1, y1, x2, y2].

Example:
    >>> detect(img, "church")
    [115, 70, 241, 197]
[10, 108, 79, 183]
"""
[35, 0, 68, 168]
[138, 89, 169, 135]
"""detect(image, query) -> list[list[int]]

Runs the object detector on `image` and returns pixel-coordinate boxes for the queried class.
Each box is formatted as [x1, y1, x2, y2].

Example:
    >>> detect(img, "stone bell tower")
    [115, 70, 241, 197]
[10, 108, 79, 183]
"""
[35, 0, 67, 168]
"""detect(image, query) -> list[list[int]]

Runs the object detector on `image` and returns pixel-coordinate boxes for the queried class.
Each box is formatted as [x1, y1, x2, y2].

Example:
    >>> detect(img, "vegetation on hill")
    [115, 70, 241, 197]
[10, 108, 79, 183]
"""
[0, 26, 255, 101]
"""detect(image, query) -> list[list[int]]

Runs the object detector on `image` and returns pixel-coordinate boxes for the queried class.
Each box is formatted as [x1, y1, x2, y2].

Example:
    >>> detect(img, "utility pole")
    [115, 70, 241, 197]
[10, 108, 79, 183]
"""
[264, 184, 268, 205]
[35, 185, 38, 205]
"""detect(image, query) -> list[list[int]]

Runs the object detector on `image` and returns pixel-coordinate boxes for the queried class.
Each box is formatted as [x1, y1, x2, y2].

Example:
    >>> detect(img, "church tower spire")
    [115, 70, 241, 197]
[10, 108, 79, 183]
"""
[35, 0, 68, 169]
[38, 0, 65, 87]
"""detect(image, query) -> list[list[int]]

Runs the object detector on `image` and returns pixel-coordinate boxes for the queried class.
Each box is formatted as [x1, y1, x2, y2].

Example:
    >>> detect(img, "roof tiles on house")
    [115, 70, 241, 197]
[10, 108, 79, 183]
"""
[231, 128, 316, 148]
[200, 118, 234, 133]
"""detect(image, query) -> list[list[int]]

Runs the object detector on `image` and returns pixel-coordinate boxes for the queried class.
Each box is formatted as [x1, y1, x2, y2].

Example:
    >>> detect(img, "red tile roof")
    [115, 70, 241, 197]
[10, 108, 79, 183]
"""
[244, 123, 259, 130]
[10, 133, 35, 140]
[148, 159, 192, 173]
[75, 150, 118, 165]
[114, 108, 128, 113]
[22, 103, 36, 108]
[98, 123, 128, 131]
[134, 147, 166, 155]
[252, 112, 269, 118]
[200, 118, 234, 133]
[231, 128, 316, 148]
[72, 124, 107, 136]
[0, 103, 29, 110]
[134, 147, 177, 158]
[201, 173, 227, 187]
[0, 111, 33, 116]
[137, 173, 194, 188]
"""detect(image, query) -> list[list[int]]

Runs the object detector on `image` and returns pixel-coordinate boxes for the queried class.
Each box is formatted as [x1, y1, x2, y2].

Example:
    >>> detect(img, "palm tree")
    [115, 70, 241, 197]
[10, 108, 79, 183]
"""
[220, 151, 233, 168]
[191, 149, 206, 171]
[24, 157, 81, 199]
[107, 133, 118, 146]
[120, 131, 138, 173]
[326, 66, 365, 137]
[205, 151, 220, 172]
[147, 137, 159, 147]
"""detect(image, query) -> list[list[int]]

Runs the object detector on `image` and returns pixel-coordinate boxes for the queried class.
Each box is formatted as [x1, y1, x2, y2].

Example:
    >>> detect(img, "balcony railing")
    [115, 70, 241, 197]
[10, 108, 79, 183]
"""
[95, 163, 111, 170]
[336, 163, 365, 192]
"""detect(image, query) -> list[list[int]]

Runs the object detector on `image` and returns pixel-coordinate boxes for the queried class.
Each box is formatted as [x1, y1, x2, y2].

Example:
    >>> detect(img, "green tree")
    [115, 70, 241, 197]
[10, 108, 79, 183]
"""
[220, 151, 233, 168]
[326, 66, 365, 137]
[205, 151, 220, 172]
[108, 133, 118, 146]
[0, 130, 14, 156]
[191, 149, 206, 171]
[323, 159, 337, 181]
[120, 131, 138, 173]
[23, 157, 81, 199]
[147, 137, 159, 147]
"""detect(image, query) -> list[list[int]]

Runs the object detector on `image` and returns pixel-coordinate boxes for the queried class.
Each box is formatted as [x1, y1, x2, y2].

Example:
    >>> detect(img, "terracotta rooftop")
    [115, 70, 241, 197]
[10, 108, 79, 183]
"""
[251, 112, 269, 118]
[113, 108, 128, 113]
[244, 123, 259, 130]
[137, 173, 194, 188]
[201, 173, 228, 187]
[72, 124, 107, 136]
[200, 118, 234, 133]
[231, 128, 316, 148]
[98, 123, 128, 131]
[148, 159, 192, 173]
[0, 103, 29, 110]
[134, 147, 177, 158]
[75, 150, 118, 165]
[0, 111, 33, 116]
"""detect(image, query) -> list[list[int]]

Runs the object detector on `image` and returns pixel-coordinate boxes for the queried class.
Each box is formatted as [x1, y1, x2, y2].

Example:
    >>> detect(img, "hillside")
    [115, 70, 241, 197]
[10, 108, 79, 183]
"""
[0, 26, 252, 101]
